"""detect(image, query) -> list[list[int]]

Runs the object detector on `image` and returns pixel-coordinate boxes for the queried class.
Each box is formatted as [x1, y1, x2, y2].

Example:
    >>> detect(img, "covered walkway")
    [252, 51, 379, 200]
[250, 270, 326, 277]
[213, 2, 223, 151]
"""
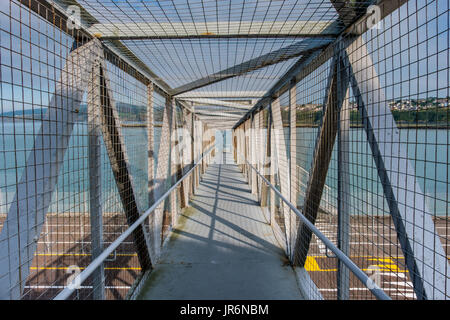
[0, 0, 448, 301]
[137, 153, 304, 300]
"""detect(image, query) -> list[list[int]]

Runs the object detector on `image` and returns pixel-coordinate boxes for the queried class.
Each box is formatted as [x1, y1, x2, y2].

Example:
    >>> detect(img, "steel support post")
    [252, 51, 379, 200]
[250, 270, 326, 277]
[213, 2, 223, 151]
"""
[261, 110, 272, 209]
[201, 123, 206, 175]
[147, 82, 156, 259]
[237, 125, 242, 169]
[251, 114, 257, 194]
[189, 111, 194, 196]
[190, 112, 196, 195]
[289, 80, 298, 261]
[272, 96, 293, 257]
[337, 55, 351, 300]
[247, 120, 251, 180]
[254, 112, 261, 199]
[87, 59, 105, 300]
[151, 96, 174, 258]
[181, 108, 192, 203]
[194, 118, 200, 189]
[293, 54, 339, 267]
[170, 99, 179, 226]
[269, 110, 276, 228]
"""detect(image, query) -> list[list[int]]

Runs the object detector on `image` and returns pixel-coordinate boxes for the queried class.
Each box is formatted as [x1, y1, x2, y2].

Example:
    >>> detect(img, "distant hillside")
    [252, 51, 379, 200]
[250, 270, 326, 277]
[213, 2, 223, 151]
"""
[1, 108, 48, 119]
[0, 102, 148, 122]
[285, 106, 450, 128]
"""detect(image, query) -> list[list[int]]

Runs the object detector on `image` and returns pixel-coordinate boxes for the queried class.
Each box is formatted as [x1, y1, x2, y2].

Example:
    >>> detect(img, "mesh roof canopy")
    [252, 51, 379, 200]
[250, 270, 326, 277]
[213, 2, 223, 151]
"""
[54, 0, 376, 128]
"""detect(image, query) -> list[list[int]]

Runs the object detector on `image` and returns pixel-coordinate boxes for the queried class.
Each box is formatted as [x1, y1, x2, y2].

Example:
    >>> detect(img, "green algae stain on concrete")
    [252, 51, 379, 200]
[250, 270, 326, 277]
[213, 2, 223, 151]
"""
[135, 267, 165, 300]
[168, 206, 197, 243]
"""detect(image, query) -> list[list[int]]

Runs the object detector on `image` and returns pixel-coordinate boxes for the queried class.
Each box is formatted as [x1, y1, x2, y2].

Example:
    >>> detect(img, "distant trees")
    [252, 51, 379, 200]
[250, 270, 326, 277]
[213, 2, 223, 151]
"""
[291, 106, 449, 127]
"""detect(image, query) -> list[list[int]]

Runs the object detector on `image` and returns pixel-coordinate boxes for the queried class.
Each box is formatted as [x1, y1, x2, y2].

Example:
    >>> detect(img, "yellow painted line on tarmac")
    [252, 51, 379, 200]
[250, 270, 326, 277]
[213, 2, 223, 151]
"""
[304, 257, 337, 272]
[30, 267, 141, 271]
[105, 267, 141, 270]
[304, 257, 321, 271]
[368, 257, 396, 263]
[366, 257, 407, 272]
[309, 255, 406, 259]
[34, 253, 137, 256]
[305, 256, 408, 273]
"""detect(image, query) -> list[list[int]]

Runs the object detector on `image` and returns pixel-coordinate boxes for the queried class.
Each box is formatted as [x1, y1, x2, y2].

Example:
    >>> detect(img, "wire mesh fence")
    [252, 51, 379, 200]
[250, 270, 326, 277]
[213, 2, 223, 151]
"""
[0, 0, 213, 300]
[233, 0, 449, 300]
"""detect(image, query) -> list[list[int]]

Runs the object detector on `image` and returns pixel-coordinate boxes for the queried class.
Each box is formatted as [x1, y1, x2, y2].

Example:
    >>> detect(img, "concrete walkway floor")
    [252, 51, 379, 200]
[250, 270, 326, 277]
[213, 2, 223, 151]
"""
[137, 152, 304, 300]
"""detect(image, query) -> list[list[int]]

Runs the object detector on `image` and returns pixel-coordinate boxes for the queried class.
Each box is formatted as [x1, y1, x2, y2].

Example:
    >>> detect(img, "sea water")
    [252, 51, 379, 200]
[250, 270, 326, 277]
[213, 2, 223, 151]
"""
[0, 120, 447, 216]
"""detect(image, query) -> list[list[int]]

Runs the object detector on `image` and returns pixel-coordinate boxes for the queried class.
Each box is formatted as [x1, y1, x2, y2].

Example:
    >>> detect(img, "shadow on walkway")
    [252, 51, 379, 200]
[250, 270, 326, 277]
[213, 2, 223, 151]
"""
[137, 153, 304, 300]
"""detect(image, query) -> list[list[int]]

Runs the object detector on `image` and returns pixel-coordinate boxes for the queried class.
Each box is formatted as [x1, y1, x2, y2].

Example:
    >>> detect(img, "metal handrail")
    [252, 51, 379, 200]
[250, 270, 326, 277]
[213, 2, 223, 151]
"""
[243, 157, 391, 300]
[54, 145, 215, 300]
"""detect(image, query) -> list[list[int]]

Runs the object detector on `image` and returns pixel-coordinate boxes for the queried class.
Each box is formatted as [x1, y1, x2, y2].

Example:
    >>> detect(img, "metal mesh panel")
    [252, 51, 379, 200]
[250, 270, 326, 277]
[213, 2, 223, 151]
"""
[0, 0, 212, 300]
[334, 0, 449, 300]
[232, 0, 449, 300]
[293, 56, 340, 299]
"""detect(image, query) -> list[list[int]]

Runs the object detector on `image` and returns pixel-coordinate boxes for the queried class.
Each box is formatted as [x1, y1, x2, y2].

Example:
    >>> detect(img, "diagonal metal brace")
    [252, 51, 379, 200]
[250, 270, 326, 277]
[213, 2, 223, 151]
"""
[97, 60, 153, 271]
[293, 52, 342, 267]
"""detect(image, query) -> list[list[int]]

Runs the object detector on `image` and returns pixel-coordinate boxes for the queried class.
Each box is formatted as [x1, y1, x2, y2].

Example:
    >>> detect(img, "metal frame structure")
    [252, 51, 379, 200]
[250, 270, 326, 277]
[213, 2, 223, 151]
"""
[232, 0, 449, 300]
[0, 0, 448, 300]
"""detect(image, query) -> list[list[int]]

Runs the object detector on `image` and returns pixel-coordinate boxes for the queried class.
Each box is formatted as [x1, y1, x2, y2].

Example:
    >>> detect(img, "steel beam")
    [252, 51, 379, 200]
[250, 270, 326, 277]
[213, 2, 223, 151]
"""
[87, 20, 340, 40]
[87, 58, 105, 300]
[150, 96, 174, 258]
[170, 99, 178, 227]
[260, 110, 271, 209]
[289, 81, 298, 261]
[293, 54, 339, 267]
[181, 108, 192, 204]
[250, 114, 257, 195]
[271, 96, 293, 257]
[147, 82, 156, 259]
[194, 112, 243, 119]
[177, 91, 266, 99]
[97, 60, 153, 271]
[173, 39, 333, 95]
[180, 98, 252, 110]
[336, 64, 351, 300]
[254, 112, 261, 199]
[54, 145, 215, 300]
[189, 111, 195, 196]
[0, 40, 100, 299]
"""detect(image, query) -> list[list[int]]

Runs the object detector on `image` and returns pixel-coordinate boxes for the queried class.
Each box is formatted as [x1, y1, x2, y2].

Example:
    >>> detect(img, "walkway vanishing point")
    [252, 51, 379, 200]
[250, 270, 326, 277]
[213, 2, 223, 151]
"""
[137, 153, 305, 300]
